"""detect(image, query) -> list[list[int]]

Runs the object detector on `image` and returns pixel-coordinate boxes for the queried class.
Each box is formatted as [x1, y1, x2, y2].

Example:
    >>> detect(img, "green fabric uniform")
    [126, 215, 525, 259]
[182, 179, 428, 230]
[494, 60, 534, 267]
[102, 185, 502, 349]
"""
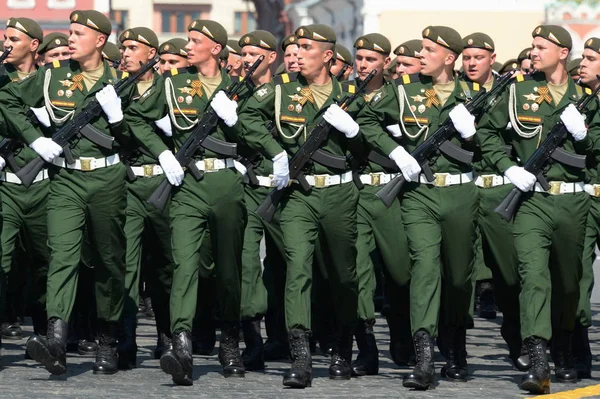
[128, 65, 246, 333]
[0, 59, 136, 323]
[477, 71, 595, 340]
[357, 73, 480, 337]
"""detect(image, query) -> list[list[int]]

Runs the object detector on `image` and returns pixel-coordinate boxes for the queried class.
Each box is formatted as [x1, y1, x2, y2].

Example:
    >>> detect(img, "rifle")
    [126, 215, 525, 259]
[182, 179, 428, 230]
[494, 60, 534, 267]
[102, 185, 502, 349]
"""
[16, 56, 161, 187]
[147, 55, 265, 213]
[0, 138, 22, 173]
[0, 46, 13, 76]
[255, 69, 377, 222]
[335, 63, 349, 81]
[376, 69, 518, 207]
[494, 77, 600, 221]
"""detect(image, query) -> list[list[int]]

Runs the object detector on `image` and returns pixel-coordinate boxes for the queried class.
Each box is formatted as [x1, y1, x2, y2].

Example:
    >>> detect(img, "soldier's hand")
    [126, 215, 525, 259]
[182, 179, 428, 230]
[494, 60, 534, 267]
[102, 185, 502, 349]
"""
[158, 150, 184, 186]
[323, 104, 359, 138]
[29, 137, 63, 162]
[95, 85, 123, 124]
[386, 123, 402, 137]
[389, 146, 421, 182]
[449, 104, 476, 139]
[272, 151, 290, 190]
[210, 91, 238, 127]
[504, 166, 536, 192]
[560, 104, 587, 141]
[154, 115, 172, 137]
[30, 106, 51, 128]
[0, 156, 6, 171]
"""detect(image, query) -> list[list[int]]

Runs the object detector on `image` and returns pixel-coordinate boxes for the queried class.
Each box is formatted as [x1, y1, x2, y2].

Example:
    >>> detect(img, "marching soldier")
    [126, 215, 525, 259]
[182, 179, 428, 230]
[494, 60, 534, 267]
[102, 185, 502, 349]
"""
[226, 39, 243, 76]
[394, 40, 422, 77]
[158, 39, 189, 74]
[101, 42, 122, 69]
[37, 32, 70, 65]
[518, 47, 532, 73]
[330, 44, 353, 81]
[281, 34, 300, 74]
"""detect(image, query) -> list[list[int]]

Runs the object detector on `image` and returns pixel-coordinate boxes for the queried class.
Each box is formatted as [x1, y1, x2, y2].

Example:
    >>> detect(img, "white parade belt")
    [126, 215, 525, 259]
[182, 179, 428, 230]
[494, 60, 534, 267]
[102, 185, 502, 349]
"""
[584, 184, 600, 197]
[474, 174, 510, 188]
[359, 172, 398, 186]
[193, 158, 235, 172]
[419, 172, 473, 187]
[534, 181, 584, 195]
[52, 154, 120, 171]
[130, 164, 164, 177]
[293, 171, 353, 188]
[1, 169, 49, 185]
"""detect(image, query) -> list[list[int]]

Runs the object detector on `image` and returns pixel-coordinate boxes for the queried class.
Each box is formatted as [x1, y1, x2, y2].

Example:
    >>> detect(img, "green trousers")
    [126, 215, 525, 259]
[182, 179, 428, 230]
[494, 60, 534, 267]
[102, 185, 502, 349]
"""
[169, 169, 246, 333]
[123, 175, 174, 334]
[356, 185, 411, 321]
[240, 184, 286, 321]
[46, 164, 127, 322]
[577, 196, 599, 328]
[402, 182, 478, 337]
[279, 182, 359, 330]
[514, 192, 590, 340]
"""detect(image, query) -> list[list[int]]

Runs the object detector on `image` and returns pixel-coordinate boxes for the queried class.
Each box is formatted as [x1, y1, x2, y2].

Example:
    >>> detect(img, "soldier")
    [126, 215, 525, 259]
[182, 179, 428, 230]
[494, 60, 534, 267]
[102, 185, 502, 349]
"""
[0, 10, 137, 376]
[499, 59, 520, 75]
[330, 43, 353, 80]
[226, 39, 243, 76]
[102, 42, 122, 69]
[357, 26, 480, 389]
[477, 25, 594, 394]
[158, 38, 188, 74]
[219, 46, 229, 68]
[568, 57, 582, 80]
[518, 47, 532, 73]
[37, 32, 70, 65]
[394, 39, 422, 77]
[281, 34, 300, 73]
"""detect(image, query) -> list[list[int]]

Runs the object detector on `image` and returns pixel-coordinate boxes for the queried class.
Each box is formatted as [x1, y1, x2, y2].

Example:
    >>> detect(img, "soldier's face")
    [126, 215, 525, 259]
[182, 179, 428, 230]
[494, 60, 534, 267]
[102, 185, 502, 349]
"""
[462, 48, 495, 83]
[42, 45, 71, 63]
[395, 55, 421, 76]
[159, 54, 188, 74]
[520, 58, 532, 73]
[68, 23, 106, 62]
[185, 31, 221, 66]
[3, 28, 38, 63]
[579, 49, 600, 86]
[297, 38, 333, 78]
[227, 53, 243, 74]
[355, 49, 389, 81]
[284, 44, 299, 72]
[530, 37, 568, 72]
[122, 40, 156, 73]
[329, 61, 347, 78]
[241, 46, 276, 78]
[420, 38, 455, 76]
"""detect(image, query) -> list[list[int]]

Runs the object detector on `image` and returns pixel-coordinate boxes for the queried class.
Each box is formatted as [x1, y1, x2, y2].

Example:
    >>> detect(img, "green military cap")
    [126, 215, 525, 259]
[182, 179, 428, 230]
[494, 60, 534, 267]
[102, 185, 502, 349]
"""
[532, 25, 572, 50]
[295, 24, 336, 44]
[219, 47, 229, 61]
[239, 30, 276, 51]
[188, 19, 227, 47]
[226, 39, 241, 55]
[517, 47, 531, 62]
[70, 10, 112, 36]
[120, 27, 159, 49]
[422, 25, 463, 54]
[499, 59, 519, 74]
[280, 34, 298, 51]
[584, 37, 600, 54]
[394, 39, 421, 58]
[462, 32, 495, 52]
[102, 42, 121, 62]
[335, 44, 352, 66]
[159, 38, 188, 57]
[354, 33, 391, 55]
[38, 32, 68, 54]
[492, 61, 502, 72]
[6, 17, 43, 41]
[567, 57, 582, 76]
[275, 63, 286, 75]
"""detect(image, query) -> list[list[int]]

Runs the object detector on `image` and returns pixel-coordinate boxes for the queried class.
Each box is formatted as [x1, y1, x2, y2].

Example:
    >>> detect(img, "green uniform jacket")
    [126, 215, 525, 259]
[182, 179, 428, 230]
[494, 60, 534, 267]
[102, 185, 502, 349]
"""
[584, 101, 600, 184]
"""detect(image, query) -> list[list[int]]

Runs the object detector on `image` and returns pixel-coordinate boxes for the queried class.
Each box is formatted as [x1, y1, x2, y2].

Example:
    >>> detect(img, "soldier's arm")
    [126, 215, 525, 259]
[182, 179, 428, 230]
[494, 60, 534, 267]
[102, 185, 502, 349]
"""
[236, 91, 284, 158]
[355, 86, 402, 156]
[585, 100, 600, 164]
[476, 90, 515, 173]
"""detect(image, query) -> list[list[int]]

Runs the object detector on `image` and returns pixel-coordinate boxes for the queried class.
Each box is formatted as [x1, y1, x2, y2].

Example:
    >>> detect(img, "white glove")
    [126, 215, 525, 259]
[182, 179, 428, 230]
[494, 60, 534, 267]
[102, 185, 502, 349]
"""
[449, 103, 476, 139]
[504, 166, 536, 192]
[154, 115, 172, 137]
[323, 104, 359, 139]
[386, 124, 402, 137]
[158, 150, 184, 186]
[272, 151, 290, 190]
[0, 156, 6, 171]
[95, 85, 123, 124]
[389, 146, 421, 182]
[560, 103, 587, 141]
[210, 91, 238, 127]
[233, 160, 247, 176]
[29, 137, 63, 162]
[30, 106, 51, 127]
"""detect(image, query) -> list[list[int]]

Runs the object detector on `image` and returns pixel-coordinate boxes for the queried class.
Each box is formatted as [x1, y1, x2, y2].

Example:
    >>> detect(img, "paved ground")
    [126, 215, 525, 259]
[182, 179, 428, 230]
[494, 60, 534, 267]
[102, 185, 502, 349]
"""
[1, 309, 600, 398]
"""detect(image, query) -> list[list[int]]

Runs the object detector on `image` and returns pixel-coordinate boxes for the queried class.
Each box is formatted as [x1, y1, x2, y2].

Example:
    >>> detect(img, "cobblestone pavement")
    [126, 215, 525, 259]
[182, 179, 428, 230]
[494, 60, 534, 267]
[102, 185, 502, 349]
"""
[0, 309, 599, 398]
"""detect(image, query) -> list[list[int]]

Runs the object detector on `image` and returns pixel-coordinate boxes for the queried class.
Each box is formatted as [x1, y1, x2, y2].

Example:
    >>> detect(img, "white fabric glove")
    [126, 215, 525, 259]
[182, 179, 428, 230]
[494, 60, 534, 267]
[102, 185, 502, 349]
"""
[95, 85, 123, 124]
[323, 104, 359, 138]
[158, 150, 184, 186]
[389, 146, 421, 182]
[560, 103, 587, 141]
[233, 160, 247, 176]
[386, 124, 402, 137]
[272, 151, 290, 190]
[210, 91, 238, 127]
[154, 115, 172, 137]
[504, 166, 536, 192]
[449, 103, 476, 139]
[30, 106, 51, 127]
[29, 137, 63, 162]
[0, 156, 6, 171]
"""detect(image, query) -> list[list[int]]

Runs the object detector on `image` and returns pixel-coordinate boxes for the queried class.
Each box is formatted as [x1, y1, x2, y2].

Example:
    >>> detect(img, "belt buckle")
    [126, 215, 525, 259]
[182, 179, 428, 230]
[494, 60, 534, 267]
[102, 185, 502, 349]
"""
[143, 165, 154, 177]
[594, 185, 600, 197]
[482, 175, 493, 189]
[80, 158, 92, 171]
[204, 158, 215, 171]
[370, 173, 381, 186]
[434, 173, 449, 187]
[314, 175, 327, 188]
[548, 181, 562, 195]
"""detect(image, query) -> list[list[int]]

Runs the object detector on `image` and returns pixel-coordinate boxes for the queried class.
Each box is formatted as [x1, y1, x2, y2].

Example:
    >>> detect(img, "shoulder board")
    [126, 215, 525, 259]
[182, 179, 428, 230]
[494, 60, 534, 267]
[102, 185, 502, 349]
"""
[273, 72, 299, 85]
[163, 66, 195, 78]
[117, 70, 129, 79]
[395, 73, 421, 86]
[341, 80, 357, 94]
[460, 79, 481, 92]
[515, 71, 544, 83]
[44, 59, 71, 70]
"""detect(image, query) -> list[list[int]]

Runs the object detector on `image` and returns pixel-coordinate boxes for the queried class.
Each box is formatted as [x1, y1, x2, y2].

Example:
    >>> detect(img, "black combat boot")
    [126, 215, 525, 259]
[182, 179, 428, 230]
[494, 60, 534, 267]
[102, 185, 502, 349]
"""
[351, 319, 378, 376]
[218, 322, 245, 378]
[573, 322, 592, 379]
[520, 336, 551, 394]
[93, 321, 118, 374]
[551, 329, 577, 383]
[160, 330, 193, 385]
[440, 326, 468, 381]
[501, 322, 530, 371]
[241, 318, 265, 371]
[476, 280, 496, 319]
[403, 330, 435, 390]
[117, 317, 137, 370]
[26, 317, 68, 375]
[283, 329, 312, 388]
[329, 325, 353, 380]
[154, 332, 173, 360]
[2, 321, 22, 340]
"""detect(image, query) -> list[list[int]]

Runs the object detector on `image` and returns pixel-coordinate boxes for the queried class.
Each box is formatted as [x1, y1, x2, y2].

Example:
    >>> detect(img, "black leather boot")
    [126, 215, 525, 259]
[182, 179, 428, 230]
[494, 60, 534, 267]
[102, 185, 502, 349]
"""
[551, 329, 577, 383]
[403, 330, 435, 390]
[2, 321, 22, 340]
[93, 321, 118, 375]
[351, 319, 378, 376]
[329, 325, 353, 380]
[218, 322, 245, 378]
[573, 322, 592, 379]
[241, 319, 265, 371]
[501, 322, 530, 371]
[154, 332, 173, 360]
[283, 329, 312, 388]
[117, 317, 137, 370]
[26, 317, 67, 375]
[78, 339, 98, 356]
[440, 326, 468, 381]
[520, 336, 551, 394]
[160, 330, 193, 386]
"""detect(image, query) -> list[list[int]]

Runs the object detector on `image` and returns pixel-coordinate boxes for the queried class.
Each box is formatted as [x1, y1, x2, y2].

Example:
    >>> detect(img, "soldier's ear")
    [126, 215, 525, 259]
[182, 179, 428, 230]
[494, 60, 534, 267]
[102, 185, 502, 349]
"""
[29, 38, 40, 54]
[97, 33, 107, 50]
[148, 47, 157, 60]
[559, 47, 569, 61]
[211, 43, 222, 57]
[267, 50, 277, 65]
[383, 56, 391, 70]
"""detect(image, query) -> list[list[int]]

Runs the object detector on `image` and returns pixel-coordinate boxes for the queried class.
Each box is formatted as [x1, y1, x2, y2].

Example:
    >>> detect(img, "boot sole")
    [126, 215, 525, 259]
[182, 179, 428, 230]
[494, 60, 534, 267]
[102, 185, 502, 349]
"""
[2, 335, 23, 340]
[93, 368, 118, 375]
[26, 340, 66, 375]
[520, 380, 550, 394]
[160, 354, 193, 386]
[329, 375, 351, 380]
[283, 377, 311, 388]
[403, 378, 434, 390]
